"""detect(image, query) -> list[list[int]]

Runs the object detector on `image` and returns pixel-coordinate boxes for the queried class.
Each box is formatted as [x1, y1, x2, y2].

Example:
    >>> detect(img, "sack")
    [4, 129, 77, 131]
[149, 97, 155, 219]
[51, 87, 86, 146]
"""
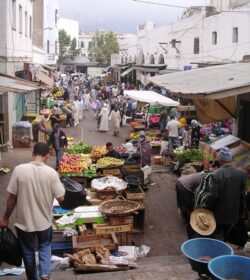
[226, 220, 248, 247]
[0, 228, 22, 266]
[59, 177, 88, 210]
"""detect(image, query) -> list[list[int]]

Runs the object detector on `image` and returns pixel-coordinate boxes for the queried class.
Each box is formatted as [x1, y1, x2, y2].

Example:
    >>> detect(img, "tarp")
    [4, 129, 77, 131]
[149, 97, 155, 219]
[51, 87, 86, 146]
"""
[194, 96, 236, 124]
[124, 90, 179, 107]
[121, 67, 134, 77]
[34, 70, 54, 87]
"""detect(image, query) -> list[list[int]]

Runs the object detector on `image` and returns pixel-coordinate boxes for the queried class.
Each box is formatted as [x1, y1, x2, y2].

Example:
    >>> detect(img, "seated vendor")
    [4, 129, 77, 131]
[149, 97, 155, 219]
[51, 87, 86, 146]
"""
[105, 142, 121, 159]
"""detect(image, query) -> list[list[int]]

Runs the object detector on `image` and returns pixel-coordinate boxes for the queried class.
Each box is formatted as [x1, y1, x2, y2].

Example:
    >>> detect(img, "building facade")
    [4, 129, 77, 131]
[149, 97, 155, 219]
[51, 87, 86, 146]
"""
[114, 0, 250, 78]
[78, 32, 95, 57]
[32, 0, 59, 65]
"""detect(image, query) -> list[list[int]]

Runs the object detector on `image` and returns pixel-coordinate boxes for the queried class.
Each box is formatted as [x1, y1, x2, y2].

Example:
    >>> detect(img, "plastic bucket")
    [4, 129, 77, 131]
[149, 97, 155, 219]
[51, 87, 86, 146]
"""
[125, 175, 141, 189]
[181, 238, 234, 276]
[208, 255, 250, 280]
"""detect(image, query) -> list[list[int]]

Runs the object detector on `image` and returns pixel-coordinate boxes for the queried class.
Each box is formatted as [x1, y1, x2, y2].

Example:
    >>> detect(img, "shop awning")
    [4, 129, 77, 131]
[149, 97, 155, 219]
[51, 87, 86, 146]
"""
[34, 70, 54, 87]
[124, 90, 179, 107]
[134, 64, 167, 74]
[147, 62, 250, 100]
[0, 73, 40, 94]
[121, 67, 134, 77]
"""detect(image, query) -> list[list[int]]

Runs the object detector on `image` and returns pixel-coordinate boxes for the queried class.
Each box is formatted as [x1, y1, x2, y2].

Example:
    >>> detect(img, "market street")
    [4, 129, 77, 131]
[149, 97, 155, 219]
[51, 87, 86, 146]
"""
[0, 110, 195, 279]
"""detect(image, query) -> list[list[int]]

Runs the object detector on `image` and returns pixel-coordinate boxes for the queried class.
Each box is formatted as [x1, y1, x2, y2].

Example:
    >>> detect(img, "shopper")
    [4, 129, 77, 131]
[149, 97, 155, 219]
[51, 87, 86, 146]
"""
[138, 131, 151, 167]
[99, 103, 109, 132]
[48, 123, 68, 170]
[0, 142, 65, 280]
[38, 113, 51, 142]
[109, 106, 121, 136]
[166, 115, 180, 152]
[73, 96, 79, 127]
[201, 147, 247, 242]
[105, 142, 121, 159]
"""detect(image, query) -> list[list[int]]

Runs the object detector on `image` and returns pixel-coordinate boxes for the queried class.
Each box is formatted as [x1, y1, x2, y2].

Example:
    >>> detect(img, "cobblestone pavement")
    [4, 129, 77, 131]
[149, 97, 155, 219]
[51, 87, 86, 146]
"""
[0, 111, 197, 279]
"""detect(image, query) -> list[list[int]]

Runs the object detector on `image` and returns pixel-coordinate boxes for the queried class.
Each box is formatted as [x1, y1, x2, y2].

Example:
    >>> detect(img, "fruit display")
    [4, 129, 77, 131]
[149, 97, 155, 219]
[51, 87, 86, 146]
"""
[59, 153, 91, 175]
[67, 141, 92, 154]
[96, 157, 124, 168]
[115, 145, 126, 154]
[91, 145, 107, 158]
[129, 132, 140, 140]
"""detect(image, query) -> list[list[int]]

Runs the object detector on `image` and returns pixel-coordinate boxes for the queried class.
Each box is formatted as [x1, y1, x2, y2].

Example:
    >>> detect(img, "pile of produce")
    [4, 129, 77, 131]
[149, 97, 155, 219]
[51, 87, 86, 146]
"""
[115, 145, 126, 154]
[52, 87, 63, 97]
[96, 157, 124, 168]
[129, 132, 139, 140]
[174, 147, 203, 167]
[91, 145, 107, 158]
[59, 153, 91, 175]
[67, 141, 92, 154]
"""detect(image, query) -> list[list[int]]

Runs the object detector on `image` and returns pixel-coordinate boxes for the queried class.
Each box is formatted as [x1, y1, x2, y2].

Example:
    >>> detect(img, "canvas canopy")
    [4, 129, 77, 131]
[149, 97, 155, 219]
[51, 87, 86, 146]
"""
[124, 90, 179, 107]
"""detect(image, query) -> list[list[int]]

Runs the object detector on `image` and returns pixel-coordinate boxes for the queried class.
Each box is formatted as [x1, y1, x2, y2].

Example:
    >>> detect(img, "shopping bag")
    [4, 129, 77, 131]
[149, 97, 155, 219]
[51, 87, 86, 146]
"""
[0, 228, 22, 266]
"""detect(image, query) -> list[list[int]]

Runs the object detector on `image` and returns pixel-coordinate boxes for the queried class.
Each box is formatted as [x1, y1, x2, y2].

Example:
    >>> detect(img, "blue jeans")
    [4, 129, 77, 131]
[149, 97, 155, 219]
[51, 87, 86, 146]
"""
[55, 148, 64, 169]
[168, 136, 180, 152]
[16, 226, 52, 280]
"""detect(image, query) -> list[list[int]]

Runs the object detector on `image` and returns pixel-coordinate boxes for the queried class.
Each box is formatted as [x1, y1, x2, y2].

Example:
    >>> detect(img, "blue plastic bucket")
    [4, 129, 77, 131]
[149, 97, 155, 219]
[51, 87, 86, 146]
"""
[208, 255, 250, 280]
[181, 238, 234, 275]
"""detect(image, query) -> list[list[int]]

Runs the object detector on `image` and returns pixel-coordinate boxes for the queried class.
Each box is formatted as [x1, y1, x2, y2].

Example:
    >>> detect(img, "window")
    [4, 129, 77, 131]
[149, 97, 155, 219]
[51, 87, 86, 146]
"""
[47, 40, 50, 54]
[193, 37, 200, 54]
[232, 27, 238, 43]
[55, 9, 58, 24]
[25, 11, 28, 36]
[81, 41, 85, 48]
[19, 5, 22, 34]
[29, 16, 32, 38]
[88, 41, 92, 49]
[12, 0, 16, 30]
[55, 40, 58, 55]
[212, 31, 217, 45]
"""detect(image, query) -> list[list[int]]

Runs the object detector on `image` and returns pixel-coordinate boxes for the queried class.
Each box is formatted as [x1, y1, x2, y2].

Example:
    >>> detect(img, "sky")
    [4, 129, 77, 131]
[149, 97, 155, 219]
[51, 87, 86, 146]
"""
[58, 0, 207, 33]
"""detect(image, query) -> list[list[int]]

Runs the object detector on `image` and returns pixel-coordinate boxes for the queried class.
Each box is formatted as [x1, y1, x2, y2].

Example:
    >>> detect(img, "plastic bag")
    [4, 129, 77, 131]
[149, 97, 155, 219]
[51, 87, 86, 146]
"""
[0, 228, 22, 266]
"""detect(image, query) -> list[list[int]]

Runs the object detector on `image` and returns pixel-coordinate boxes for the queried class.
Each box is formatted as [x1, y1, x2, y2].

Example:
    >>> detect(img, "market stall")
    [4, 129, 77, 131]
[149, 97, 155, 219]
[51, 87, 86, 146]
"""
[51, 138, 147, 272]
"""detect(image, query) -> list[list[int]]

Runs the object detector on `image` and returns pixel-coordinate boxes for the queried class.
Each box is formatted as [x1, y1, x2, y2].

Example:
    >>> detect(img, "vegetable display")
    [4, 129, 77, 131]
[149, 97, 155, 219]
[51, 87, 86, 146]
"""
[67, 141, 92, 154]
[174, 148, 203, 167]
[91, 146, 107, 158]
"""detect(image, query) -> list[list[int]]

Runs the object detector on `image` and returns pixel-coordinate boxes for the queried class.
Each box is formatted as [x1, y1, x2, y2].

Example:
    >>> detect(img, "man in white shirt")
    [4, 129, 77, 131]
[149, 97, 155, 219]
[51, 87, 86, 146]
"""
[166, 115, 180, 152]
[0, 142, 65, 280]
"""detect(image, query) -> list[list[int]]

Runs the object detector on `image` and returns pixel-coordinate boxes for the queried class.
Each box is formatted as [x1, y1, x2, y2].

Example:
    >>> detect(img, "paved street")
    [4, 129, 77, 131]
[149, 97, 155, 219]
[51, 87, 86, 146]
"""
[0, 110, 192, 279]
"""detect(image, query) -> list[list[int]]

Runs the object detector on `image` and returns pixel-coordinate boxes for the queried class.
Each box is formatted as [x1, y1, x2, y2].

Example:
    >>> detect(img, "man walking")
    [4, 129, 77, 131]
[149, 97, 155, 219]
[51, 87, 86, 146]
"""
[48, 123, 68, 170]
[109, 106, 121, 136]
[166, 115, 180, 152]
[202, 147, 247, 242]
[0, 142, 65, 280]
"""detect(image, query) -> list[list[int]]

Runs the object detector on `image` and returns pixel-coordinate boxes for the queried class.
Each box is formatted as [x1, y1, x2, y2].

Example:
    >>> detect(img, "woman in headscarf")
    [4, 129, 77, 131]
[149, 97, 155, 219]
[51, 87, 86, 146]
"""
[38, 113, 51, 142]
[138, 131, 151, 167]
[99, 103, 109, 132]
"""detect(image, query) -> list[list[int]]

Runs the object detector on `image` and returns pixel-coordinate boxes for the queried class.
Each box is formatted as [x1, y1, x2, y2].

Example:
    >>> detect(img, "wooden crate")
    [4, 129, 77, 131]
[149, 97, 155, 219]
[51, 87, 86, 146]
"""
[72, 233, 118, 253]
[102, 167, 122, 177]
[122, 164, 141, 173]
[109, 216, 133, 226]
[125, 186, 145, 201]
[95, 188, 117, 199]
[93, 223, 133, 235]
[133, 205, 145, 233]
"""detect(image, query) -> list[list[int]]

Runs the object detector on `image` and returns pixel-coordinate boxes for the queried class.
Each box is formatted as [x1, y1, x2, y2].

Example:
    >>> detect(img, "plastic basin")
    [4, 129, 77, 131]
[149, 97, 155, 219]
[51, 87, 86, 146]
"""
[208, 255, 250, 280]
[181, 238, 234, 276]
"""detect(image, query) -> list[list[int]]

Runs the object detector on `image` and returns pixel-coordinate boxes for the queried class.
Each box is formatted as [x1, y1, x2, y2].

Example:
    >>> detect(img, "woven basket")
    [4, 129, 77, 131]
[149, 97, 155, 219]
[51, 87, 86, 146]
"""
[99, 197, 140, 217]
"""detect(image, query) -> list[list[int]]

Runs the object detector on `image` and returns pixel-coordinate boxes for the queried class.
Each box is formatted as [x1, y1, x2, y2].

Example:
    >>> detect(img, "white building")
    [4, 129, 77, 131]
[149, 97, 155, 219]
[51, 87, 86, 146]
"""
[114, 0, 250, 81]
[32, 0, 59, 65]
[58, 17, 79, 44]
[78, 32, 95, 57]
[0, 0, 33, 75]
[0, 0, 41, 146]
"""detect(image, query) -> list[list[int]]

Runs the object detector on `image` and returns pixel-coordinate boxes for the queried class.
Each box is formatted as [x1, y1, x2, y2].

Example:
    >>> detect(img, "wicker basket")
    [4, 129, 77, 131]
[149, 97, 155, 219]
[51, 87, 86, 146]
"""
[99, 197, 140, 217]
